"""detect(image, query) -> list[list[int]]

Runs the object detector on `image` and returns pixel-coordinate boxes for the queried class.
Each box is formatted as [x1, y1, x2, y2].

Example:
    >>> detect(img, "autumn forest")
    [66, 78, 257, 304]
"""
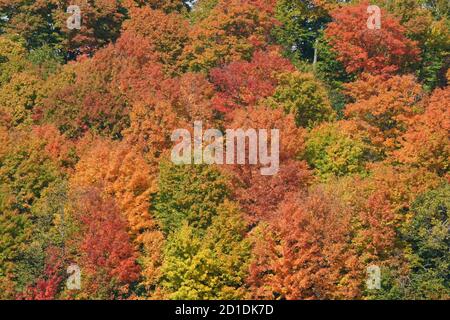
[0, 0, 449, 300]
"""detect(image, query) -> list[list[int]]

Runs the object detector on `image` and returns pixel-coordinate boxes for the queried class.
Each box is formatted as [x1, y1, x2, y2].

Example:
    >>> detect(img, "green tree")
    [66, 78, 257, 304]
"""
[304, 121, 375, 179]
[0, 72, 42, 128]
[153, 161, 230, 235]
[265, 71, 335, 128]
[383, 0, 450, 90]
[13, 180, 70, 294]
[315, 34, 355, 115]
[0, 36, 29, 86]
[273, 0, 330, 62]
[189, 0, 219, 22]
[0, 1, 60, 50]
[0, 129, 64, 295]
[27, 45, 64, 79]
[374, 184, 450, 299]
[402, 184, 449, 299]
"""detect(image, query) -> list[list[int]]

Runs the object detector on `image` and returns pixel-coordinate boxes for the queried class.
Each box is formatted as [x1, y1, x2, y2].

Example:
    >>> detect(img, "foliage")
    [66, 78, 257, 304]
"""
[180, 0, 277, 72]
[374, 184, 450, 299]
[153, 161, 230, 235]
[160, 201, 250, 299]
[272, 0, 330, 61]
[325, 2, 420, 76]
[69, 188, 141, 299]
[344, 74, 424, 152]
[247, 187, 360, 299]
[305, 121, 375, 179]
[0, 0, 448, 300]
[210, 48, 294, 113]
[265, 71, 336, 128]
[393, 87, 450, 176]
[122, 7, 189, 75]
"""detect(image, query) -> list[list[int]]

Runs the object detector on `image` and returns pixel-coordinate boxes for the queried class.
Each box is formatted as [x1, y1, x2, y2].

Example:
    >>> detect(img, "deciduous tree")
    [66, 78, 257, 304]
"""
[210, 49, 294, 113]
[247, 187, 360, 299]
[344, 74, 424, 152]
[394, 87, 449, 176]
[160, 201, 250, 299]
[180, 0, 277, 72]
[70, 188, 141, 299]
[265, 71, 335, 128]
[305, 120, 376, 179]
[325, 2, 420, 76]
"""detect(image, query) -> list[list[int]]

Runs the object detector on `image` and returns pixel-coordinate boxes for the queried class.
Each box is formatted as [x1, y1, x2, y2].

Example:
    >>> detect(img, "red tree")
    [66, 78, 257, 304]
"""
[224, 106, 312, 222]
[325, 2, 420, 76]
[210, 48, 294, 113]
[72, 188, 141, 299]
[18, 248, 63, 300]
